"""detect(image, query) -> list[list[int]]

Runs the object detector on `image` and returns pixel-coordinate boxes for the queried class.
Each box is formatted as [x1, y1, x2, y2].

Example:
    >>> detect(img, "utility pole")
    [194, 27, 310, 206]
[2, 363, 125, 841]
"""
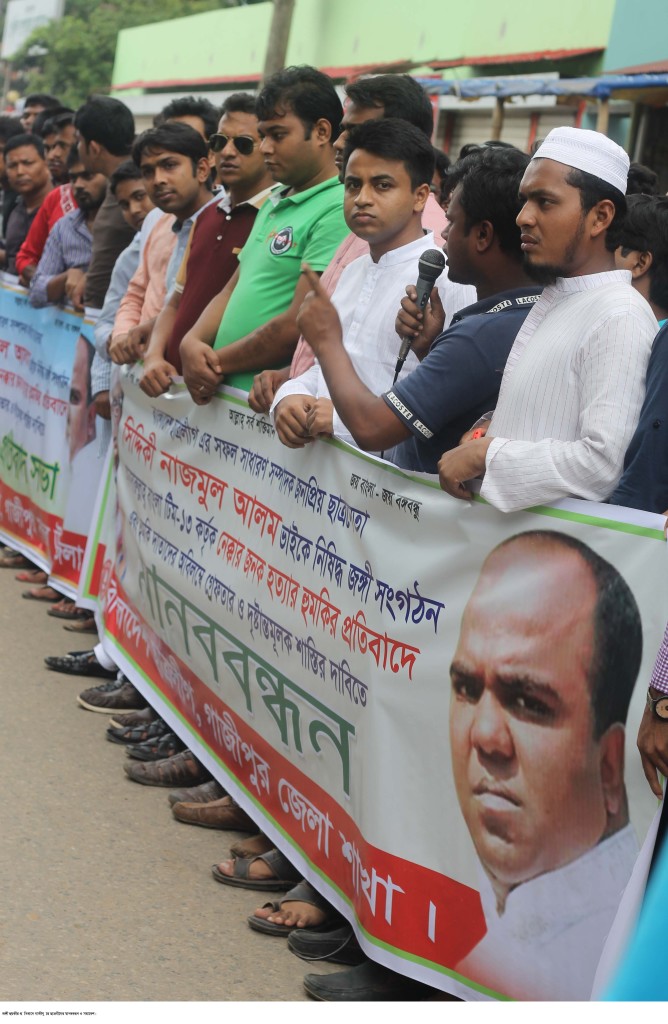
[262, 0, 295, 84]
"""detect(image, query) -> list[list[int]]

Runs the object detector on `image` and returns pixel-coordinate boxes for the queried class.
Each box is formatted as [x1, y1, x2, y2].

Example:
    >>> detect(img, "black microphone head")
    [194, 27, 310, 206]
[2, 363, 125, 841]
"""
[417, 248, 446, 284]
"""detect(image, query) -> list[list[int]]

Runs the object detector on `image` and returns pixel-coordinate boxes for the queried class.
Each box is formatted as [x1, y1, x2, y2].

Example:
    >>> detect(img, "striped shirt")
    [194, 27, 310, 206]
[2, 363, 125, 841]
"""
[482, 270, 656, 512]
[29, 209, 92, 308]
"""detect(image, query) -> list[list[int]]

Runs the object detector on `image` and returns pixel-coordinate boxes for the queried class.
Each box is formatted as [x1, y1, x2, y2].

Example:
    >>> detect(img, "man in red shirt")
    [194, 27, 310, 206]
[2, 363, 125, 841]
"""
[138, 93, 275, 396]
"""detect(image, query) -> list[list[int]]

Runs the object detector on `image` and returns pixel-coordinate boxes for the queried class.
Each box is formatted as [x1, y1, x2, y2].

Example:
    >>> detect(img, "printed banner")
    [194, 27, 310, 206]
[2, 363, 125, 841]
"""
[93, 367, 668, 1002]
[0, 276, 77, 568]
[0, 277, 105, 593]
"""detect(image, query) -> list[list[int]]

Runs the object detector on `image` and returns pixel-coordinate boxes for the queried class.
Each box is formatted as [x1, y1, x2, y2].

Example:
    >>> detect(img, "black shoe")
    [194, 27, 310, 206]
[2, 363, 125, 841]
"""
[288, 923, 366, 966]
[303, 961, 432, 1001]
[45, 649, 117, 678]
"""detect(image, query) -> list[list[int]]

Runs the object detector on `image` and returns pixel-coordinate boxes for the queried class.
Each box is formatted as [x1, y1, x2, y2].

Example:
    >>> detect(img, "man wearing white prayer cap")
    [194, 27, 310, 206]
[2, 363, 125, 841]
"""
[438, 125, 658, 512]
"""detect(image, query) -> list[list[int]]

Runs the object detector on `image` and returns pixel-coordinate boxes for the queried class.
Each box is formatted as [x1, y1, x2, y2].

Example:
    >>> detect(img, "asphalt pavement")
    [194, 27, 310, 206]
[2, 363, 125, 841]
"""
[0, 563, 341, 1001]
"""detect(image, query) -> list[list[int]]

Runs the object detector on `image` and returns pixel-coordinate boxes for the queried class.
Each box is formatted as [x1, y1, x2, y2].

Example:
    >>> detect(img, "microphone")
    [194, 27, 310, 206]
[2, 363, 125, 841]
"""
[394, 248, 446, 380]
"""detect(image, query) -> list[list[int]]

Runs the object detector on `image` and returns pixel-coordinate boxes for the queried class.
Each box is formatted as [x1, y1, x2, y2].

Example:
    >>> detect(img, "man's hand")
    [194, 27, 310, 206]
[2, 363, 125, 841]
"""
[296, 264, 342, 356]
[93, 390, 111, 420]
[248, 367, 290, 414]
[306, 397, 334, 438]
[140, 354, 178, 398]
[438, 437, 492, 500]
[65, 268, 86, 310]
[274, 394, 315, 448]
[109, 321, 153, 365]
[109, 332, 133, 364]
[460, 419, 491, 444]
[395, 285, 446, 360]
[638, 691, 668, 799]
[125, 320, 154, 362]
[20, 264, 36, 287]
[181, 336, 224, 405]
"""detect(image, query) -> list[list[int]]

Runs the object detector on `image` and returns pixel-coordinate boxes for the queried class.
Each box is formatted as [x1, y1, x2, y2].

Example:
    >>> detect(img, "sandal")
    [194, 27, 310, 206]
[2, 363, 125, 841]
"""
[0, 550, 31, 569]
[211, 848, 302, 892]
[63, 616, 98, 634]
[47, 601, 91, 620]
[106, 718, 169, 746]
[230, 833, 274, 859]
[247, 879, 339, 937]
[15, 569, 48, 583]
[126, 731, 185, 761]
[22, 585, 61, 602]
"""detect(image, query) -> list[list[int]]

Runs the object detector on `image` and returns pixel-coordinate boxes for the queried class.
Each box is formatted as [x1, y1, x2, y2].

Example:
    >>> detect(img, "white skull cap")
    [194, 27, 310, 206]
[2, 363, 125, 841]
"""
[532, 126, 629, 194]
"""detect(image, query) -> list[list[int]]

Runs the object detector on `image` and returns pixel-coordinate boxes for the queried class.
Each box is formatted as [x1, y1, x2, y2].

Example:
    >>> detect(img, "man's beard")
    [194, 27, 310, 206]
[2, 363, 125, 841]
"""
[521, 215, 586, 286]
[522, 257, 559, 285]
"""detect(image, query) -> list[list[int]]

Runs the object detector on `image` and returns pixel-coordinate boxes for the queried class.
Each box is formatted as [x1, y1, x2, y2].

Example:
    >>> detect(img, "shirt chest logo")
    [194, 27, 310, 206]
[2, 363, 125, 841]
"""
[269, 225, 294, 255]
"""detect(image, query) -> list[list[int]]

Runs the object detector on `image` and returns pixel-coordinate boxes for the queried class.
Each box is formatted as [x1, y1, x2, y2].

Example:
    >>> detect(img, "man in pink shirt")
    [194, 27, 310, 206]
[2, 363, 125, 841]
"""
[108, 123, 216, 363]
[249, 74, 474, 412]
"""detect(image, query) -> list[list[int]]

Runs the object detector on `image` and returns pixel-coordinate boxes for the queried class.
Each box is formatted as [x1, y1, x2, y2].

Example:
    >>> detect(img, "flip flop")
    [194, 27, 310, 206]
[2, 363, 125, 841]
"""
[15, 569, 48, 583]
[247, 879, 339, 937]
[22, 586, 61, 602]
[63, 617, 98, 634]
[0, 551, 31, 569]
[211, 849, 303, 892]
[47, 602, 90, 620]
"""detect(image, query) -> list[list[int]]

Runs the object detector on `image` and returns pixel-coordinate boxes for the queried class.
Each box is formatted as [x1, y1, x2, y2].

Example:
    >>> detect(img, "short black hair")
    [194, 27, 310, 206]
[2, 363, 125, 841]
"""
[566, 166, 627, 233]
[345, 74, 434, 138]
[444, 147, 530, 260]
[494, 531, 642, 739]
[343, 118, 435, 190]
[222, 93, 258, 117]
[155, 95, 220, 139]
[0, 116, 23, 145]
[626, 162, 659, 196]
[24, 93, 60, 109]
[109, 159, 143, 195]
[66, 144, 84, 170]
[612, 193, 668, 310]
[433, 147, 451, 181]
[132, 122, 208, 171]
[37, 107, 75, 138]
[256, 65, 342, 142]
[75, 96, 134, 157]
[4, 133, 45, 159]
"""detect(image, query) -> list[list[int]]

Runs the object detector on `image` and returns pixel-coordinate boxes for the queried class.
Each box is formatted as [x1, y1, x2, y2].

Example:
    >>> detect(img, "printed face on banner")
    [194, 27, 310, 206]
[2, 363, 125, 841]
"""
[449, 534, 635, 903]
[66, 335, 96, 463]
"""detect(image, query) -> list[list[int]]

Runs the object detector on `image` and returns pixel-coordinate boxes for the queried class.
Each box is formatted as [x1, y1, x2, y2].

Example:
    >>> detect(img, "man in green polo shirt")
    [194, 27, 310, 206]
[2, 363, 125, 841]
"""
[180, 65, 347, 399]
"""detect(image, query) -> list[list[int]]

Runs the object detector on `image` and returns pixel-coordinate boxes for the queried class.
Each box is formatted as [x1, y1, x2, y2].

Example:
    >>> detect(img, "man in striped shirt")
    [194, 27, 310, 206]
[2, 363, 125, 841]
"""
[438, 127, 657, 513]
[29, 149, 107, 307]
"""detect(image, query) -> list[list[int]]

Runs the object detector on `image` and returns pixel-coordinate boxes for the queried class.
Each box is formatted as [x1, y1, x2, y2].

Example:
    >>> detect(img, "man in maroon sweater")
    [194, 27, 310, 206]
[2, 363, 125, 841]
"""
[138, 93, 274, 396]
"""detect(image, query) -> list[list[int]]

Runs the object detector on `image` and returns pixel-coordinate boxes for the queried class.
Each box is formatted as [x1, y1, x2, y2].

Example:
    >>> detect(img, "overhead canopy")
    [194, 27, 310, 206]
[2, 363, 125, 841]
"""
[414, 73, 668, 100]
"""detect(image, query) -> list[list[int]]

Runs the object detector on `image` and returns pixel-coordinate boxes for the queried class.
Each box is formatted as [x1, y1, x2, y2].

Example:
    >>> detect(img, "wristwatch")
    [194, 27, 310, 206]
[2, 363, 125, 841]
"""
[647, 689, 668, 720]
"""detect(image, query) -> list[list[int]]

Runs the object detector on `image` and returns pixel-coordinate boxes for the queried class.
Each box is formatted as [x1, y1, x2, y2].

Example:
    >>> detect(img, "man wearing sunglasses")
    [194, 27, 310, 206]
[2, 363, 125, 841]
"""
[139, 93, 274, 398]
[179, 65, 347, 402]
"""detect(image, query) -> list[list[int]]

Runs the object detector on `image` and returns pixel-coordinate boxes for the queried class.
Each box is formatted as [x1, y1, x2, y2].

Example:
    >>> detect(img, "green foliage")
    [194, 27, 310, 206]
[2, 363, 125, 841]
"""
[9, 0, 265, 108]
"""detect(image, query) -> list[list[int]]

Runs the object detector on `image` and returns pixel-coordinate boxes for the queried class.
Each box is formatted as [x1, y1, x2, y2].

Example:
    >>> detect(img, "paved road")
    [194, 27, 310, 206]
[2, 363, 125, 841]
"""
[0, 566, 341, 1001]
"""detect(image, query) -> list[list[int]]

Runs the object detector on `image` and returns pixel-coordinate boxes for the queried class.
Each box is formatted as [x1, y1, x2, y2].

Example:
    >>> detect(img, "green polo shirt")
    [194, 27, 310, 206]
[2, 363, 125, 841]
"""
[213, 175, 346, 391]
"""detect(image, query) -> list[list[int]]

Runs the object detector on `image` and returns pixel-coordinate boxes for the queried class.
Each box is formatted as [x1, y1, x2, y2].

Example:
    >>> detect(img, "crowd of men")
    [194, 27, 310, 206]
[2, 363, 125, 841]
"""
[1, 70, 668, 1001]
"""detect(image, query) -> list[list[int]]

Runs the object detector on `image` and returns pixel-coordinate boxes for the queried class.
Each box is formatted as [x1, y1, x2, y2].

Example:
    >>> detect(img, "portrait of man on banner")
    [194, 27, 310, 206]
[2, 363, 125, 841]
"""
[62, 332, 97, 536]
[449, 530, 641, 1000]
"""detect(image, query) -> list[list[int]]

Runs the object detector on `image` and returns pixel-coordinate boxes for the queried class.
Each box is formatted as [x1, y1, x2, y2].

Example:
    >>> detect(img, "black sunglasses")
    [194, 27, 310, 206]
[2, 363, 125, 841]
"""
[209, 133, 257, 156]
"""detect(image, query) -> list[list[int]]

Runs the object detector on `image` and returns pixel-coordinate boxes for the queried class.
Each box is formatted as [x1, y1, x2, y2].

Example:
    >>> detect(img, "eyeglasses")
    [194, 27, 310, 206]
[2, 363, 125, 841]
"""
[209, 133, 257, 156]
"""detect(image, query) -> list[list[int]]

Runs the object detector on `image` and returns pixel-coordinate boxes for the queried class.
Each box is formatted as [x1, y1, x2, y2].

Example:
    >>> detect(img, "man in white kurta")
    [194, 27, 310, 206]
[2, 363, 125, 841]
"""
[438, 127, 657, 512]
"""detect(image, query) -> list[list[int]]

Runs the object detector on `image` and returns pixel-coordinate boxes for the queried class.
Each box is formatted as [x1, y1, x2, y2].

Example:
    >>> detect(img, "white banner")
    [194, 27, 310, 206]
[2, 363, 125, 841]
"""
[87, 368, 668, 1001]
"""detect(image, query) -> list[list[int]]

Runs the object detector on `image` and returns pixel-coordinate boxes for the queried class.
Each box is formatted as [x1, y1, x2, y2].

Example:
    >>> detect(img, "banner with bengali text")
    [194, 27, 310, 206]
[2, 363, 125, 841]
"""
[0, 276, 105, 594]
[92, 367, 668, 1001]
